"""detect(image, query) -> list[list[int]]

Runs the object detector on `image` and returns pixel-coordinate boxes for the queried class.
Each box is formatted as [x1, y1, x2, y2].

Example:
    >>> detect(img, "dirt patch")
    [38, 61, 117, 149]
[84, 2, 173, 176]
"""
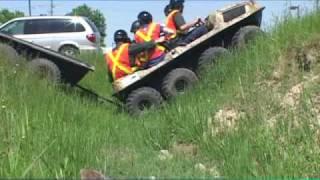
[194, 163, 207, 172]
[293, 36, 320, 73]
[208, 165, 221, 177]
[158, 150, 173, 161]
[214, 107, 242, 132]
[206, 107, 244, 136]
[268, 35, 320, 112]
[296, 37, 320, 72]
[266, 115, 279, 129]
[80, 169, 110, 180]
[266, 35, 320, 90]
[281, 83, 304, 109]
[194, 163, 221, 177]
[171, 142, 198, 157]
[255, 36, 320, 131]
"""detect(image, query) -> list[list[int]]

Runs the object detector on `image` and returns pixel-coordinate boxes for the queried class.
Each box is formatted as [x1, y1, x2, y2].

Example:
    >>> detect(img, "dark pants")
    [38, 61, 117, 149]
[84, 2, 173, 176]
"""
[144, 54, 165, 68]
[164, 25, 208, 49]
[180, 25, 208, 44]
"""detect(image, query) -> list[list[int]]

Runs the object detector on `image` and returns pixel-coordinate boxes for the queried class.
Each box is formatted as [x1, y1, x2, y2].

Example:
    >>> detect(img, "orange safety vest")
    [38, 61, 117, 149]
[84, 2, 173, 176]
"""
[165, 10, 180, 39]
[134, 22, 165, 61]
[105, 43, 136, 80]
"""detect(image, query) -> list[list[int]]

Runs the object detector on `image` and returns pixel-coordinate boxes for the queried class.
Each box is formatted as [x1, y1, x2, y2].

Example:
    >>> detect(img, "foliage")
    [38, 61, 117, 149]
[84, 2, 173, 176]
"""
[67, 4, 106, 46]
[0, 9, 24, 24]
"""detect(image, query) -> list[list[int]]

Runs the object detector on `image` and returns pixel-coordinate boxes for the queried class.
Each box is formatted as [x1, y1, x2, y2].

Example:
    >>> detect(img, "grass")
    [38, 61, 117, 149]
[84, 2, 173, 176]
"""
[1, 11, 320, 178]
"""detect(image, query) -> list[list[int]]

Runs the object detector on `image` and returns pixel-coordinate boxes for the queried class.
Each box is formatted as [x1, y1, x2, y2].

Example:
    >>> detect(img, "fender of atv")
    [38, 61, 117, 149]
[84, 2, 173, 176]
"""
[113, 1, 265, 101]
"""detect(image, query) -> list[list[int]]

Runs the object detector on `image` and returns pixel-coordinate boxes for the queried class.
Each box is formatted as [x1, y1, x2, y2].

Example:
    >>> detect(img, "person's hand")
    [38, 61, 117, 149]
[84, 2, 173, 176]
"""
[193, 17, 202, 24]
[193, 18, 199, 25]
[193, 18, 200, 27]
[195, 17, 205, 25]
[198, 18, 205, 24]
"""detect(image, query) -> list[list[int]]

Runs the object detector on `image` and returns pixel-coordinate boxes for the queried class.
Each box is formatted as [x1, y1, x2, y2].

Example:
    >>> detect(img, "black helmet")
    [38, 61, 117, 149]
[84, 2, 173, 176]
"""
[114, 29, 129, 43]
[130, 20, 141, 33]
[164, 4, 172, 16]
[137, 11, 153, 25]
[170, 0, 185, 9]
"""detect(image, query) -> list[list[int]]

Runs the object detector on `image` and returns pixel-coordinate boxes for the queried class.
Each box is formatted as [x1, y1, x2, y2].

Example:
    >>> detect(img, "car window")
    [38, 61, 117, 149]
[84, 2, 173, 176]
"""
[84, 18, 99, 33]
[0, 20, 25, 35]
[50, 19, 71, 33]
[22, 19, 85, 34]
[75, 23, 85, 32]
[49, 19, 85, 33]
[24, 19, 50, 34]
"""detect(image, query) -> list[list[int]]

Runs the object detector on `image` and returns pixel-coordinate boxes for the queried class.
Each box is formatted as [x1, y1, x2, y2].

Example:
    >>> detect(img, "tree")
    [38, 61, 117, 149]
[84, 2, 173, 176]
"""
[0, 9, 24, 24]
[67, 4, 106, 46]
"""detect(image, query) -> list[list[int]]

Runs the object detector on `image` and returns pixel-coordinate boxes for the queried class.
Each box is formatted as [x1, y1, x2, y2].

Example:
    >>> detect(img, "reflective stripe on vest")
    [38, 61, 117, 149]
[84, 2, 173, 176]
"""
[136, 22, 157, 42]
[165, 10, 179, 39]
[106, 43, 133, 79]
[135, 23, 165, 61]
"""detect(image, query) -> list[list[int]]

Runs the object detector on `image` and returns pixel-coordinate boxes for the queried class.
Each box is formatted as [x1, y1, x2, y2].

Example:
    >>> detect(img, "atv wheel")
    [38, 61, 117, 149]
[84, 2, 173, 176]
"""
[197, 47, 228, 74]
[28, 58, 61, 83]
[126, 87, 163, 115]
[0, 43, 20, 64]
[232, 25, 264, 48]
[162, 68, 198, 99]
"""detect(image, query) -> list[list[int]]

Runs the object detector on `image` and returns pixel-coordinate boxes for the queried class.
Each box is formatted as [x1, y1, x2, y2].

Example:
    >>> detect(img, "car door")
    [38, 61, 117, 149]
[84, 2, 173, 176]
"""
[48, 19, 81, 52]
[20, 19, 53, 49]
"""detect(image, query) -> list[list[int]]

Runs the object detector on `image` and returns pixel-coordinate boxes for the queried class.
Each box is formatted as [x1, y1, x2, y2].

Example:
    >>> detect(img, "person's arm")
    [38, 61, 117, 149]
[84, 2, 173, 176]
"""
[161, 25, 175, 35]
[174, 13, 200, 32]
[128, 41, 157, 66]
[129, 41, 156, 55]
[180, 20, 198, 31]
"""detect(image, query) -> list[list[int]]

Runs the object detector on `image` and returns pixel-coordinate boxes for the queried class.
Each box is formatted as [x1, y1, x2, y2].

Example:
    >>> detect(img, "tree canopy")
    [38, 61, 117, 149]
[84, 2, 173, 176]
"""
[67, 4, 106, 46]
[0, 9, 24, 24]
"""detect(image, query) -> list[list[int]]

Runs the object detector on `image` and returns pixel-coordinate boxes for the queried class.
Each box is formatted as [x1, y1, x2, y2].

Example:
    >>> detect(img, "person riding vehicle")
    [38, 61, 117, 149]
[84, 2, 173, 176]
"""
[166, 0, 208, 45]
[105, 29, 165, 82]
[134, 11, 173, 68]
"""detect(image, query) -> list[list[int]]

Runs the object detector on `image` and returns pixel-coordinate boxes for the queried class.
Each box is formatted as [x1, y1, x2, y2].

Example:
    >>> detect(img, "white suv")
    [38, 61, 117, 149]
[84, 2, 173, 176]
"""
[0, 16, 101, 56]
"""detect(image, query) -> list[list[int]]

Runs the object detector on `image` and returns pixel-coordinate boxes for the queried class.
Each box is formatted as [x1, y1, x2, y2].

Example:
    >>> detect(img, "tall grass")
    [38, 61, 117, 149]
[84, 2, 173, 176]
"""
[1, 11, 320, 177]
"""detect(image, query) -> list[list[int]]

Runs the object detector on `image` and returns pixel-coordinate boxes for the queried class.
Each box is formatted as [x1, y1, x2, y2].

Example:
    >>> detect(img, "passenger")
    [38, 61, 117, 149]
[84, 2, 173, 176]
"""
[130, 20, 142, 42]
[130, 20, 149, 67]
[105, 29, 164, 82]
[166, 0, 208, 45]
[134, 11, 173, 68]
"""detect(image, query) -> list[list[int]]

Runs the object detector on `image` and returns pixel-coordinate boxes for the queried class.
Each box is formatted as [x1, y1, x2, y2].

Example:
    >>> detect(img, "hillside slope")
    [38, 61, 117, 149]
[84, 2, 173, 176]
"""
[1, 12, 320, 177]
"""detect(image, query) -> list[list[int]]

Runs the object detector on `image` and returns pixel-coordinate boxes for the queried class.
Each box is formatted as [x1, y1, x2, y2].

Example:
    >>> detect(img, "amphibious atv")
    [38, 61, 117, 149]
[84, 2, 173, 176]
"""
[112, 1, 265, 114]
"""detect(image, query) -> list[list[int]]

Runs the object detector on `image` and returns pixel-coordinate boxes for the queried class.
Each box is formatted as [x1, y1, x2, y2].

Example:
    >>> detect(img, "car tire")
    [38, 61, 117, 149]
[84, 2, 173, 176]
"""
[0, 43, 20, 64]
[59, 45, 79, 57]
[197, 47, 228, 74]
[28, 58, 61, 83]
[232, 25, 264, 48]
[126, 87, 163, 115]
[162, 68, 198, 99]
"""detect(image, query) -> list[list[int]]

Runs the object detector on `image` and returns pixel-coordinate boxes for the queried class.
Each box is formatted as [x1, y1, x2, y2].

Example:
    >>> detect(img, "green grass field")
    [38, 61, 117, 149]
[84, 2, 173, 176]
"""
[1, 11, 320, 178]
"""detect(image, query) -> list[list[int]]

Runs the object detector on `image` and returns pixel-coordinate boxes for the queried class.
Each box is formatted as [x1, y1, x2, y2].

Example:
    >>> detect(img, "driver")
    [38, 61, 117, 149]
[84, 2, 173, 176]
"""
[165, 0, 208, 45]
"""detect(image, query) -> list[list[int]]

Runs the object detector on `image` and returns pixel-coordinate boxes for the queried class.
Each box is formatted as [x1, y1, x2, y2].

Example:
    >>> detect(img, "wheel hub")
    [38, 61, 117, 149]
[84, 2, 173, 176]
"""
[175, 79, 188, 93]
[138, 99, 152, 111]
